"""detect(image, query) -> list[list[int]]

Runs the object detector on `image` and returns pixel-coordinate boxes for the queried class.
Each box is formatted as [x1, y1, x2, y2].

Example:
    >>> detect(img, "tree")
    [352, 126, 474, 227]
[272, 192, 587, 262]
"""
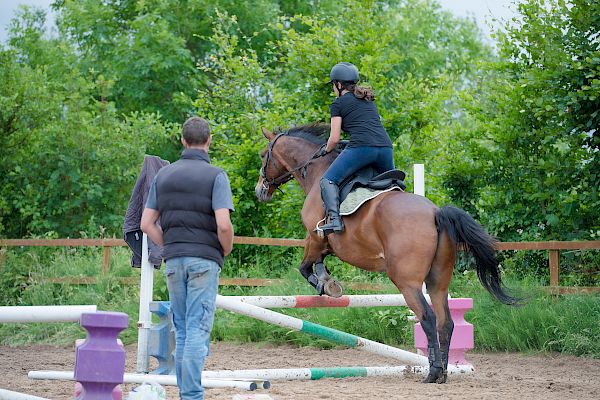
[193, 0, 491, 237]
[448, 0, 599, 241]
[0, 7, 178, 237]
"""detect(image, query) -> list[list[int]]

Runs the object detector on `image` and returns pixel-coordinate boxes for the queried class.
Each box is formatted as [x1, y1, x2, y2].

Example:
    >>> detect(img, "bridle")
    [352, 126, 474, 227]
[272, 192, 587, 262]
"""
[260, 131, 326, 193]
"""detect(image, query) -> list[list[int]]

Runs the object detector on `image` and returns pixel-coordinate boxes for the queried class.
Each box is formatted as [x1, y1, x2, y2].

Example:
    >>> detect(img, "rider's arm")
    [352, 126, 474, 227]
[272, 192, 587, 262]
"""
[326, 116, 342, 152]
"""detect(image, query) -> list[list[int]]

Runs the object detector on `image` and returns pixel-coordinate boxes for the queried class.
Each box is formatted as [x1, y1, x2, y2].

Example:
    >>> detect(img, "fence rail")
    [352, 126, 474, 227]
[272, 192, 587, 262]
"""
[1, 237, 599, 294]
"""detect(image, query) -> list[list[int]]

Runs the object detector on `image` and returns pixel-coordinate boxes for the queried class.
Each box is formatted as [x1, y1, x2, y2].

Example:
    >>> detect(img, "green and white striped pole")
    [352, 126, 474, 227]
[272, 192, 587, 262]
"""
[204, 364, 473, 381]
[216, 295, 429, 367]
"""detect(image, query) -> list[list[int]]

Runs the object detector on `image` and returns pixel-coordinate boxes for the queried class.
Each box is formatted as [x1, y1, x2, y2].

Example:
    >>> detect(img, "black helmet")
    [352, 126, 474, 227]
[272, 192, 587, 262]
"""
[329, 62, 359, 83]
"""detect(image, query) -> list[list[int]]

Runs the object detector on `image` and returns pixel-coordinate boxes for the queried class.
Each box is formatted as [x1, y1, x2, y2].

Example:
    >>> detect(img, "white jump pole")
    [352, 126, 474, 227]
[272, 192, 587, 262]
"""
[28, 371, 264, 391]
[0, 305, 97, 323]
[227, 294, 431, 308]
[216, 295, 429, 367]
[0, 388, 50, 400]
[136, 233, 154, 373]
[202, 364, 474, 381]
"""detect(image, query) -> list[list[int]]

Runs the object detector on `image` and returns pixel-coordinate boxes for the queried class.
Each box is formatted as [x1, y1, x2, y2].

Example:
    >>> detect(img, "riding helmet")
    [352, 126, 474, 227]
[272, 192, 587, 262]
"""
[329, 62, 359, 83]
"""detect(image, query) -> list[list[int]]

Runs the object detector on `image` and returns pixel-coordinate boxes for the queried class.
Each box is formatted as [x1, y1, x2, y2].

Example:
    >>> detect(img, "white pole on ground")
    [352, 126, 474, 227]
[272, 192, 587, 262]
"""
[202, 364, 474, 381]
[0, 305, 97, 323]
[136, 233, 154, 373]
[27, 371, 263, 391]
[0, 388, 50, 400]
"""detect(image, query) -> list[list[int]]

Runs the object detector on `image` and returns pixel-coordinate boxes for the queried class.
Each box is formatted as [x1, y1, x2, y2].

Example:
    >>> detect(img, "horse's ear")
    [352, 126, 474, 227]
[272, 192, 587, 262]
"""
[261, 127, 274, 140]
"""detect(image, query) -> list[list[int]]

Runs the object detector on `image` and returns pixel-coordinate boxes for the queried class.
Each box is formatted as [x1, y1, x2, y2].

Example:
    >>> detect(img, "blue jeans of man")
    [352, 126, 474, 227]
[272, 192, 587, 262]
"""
[322, 146, 395, 185]
[165, 257, 220, 400]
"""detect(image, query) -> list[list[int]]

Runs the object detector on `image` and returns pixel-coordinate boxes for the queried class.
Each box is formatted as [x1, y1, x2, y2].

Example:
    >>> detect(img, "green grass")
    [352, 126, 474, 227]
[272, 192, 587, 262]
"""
[0, 247, 598, 359]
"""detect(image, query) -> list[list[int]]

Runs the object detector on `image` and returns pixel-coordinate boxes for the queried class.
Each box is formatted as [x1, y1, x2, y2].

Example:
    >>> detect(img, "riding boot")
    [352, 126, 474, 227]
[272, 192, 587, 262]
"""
[318, 178, 344, 235]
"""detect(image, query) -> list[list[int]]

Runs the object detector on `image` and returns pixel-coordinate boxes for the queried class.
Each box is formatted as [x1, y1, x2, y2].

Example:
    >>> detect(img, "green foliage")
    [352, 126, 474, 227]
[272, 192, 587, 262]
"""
[0, 7, 179, 238]
[194, 0, 492, 237]
[447, 0, 599, 244]
[0, 247, 143, 345]
[471, 285, 600, 357]
[51, 0, 340, 121]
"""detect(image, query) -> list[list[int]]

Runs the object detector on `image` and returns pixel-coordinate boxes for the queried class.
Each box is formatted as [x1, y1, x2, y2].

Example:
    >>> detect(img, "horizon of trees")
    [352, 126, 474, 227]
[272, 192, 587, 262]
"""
[0, 0, 597, 249]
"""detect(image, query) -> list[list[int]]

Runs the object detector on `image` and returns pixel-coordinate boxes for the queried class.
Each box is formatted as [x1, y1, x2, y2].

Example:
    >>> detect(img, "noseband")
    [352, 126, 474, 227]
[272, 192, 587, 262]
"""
[260, 131, 326, 192]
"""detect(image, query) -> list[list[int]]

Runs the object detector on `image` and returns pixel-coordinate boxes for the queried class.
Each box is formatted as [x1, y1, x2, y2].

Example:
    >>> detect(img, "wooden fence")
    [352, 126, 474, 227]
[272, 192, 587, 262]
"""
[1, 237, 599, 294]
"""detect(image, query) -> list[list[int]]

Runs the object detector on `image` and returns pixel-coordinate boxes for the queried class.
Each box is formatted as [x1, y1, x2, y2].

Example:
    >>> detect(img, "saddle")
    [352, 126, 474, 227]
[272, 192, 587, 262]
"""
[338, 167, 406, 204]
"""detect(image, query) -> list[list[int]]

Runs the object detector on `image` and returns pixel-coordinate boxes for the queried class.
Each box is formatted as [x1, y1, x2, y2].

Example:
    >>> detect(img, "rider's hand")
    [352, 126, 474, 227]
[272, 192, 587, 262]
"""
[318, 147, 329, 157]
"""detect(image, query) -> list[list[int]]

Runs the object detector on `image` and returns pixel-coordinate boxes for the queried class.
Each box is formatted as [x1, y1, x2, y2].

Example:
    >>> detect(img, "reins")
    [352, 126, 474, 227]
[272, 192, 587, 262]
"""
[260, 131, 326, 194]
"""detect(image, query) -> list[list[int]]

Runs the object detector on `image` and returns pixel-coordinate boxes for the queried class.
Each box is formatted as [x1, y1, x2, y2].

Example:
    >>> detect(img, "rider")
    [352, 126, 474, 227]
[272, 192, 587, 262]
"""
[318, 62, 395, 236]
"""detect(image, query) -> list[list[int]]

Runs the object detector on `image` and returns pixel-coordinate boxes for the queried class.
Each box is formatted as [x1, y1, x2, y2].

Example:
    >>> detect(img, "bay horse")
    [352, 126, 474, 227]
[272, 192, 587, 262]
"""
[255, 124, 517, 384]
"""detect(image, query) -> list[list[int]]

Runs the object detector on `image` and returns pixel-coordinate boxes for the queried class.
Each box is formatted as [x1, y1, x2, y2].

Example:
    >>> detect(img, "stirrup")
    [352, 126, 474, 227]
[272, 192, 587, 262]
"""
[314, 217, 344, 238]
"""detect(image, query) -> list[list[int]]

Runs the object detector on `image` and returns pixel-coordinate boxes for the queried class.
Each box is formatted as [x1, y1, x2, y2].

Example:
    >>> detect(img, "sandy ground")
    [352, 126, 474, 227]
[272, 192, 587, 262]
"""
[1, 342, 599, 400]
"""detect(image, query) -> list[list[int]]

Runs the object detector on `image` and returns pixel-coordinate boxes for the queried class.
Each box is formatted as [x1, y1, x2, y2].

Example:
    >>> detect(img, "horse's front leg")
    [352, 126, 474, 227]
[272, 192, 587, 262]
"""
[299, 233, 343, 297]
[300, 189, 344, 297]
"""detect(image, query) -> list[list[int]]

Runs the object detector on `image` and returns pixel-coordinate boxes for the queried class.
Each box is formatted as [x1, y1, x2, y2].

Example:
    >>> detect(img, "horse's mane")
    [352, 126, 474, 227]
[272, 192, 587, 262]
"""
[276, 123, 330, 145]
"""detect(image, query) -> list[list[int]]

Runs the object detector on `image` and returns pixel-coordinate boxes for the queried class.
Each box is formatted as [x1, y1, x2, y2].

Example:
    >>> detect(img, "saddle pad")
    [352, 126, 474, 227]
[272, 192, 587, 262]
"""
[339, 186, 403, 216]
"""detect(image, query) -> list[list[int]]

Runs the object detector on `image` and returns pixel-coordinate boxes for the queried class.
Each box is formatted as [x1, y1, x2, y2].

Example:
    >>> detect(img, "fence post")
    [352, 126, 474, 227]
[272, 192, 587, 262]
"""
[549, 250, 560, 293]
[102, 246, 111, 275]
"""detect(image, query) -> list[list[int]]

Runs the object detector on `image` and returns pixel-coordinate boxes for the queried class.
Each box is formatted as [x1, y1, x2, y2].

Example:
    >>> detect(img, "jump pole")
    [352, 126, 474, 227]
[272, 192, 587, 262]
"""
[226, 294, 421, 308]
[203, 364, 473, 381]
[0, 305, 97, 323]
[0, 389, 50, 400]
[28, 371, 266, 391]
[216, 295, 429, 367]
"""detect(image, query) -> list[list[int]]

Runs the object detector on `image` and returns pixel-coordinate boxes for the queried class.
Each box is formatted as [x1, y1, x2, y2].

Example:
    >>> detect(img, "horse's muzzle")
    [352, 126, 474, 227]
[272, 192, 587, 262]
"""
[255, 182, 272, 202]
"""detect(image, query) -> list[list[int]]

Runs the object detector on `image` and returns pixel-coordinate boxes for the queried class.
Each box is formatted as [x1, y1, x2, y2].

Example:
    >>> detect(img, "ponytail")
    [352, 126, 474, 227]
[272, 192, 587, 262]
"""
[345, 83, 375, 101]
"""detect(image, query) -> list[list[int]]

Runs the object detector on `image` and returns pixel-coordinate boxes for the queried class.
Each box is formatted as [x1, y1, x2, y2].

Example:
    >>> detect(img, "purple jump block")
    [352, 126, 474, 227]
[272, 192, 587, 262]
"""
[414, 298, 474, 366]
[74, 339, 124, 400]
[74, 312, 128, 400]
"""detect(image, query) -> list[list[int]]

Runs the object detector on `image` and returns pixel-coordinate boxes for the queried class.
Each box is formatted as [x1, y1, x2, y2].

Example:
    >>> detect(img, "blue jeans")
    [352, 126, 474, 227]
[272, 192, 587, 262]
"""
[165, 257, 220, 400]
[323, 146, 395, 185]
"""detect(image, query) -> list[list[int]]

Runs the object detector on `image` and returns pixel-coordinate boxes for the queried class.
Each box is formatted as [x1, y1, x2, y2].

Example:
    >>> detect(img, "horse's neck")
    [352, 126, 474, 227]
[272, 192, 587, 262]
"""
[301, 159, 330, 194]
[281, 137, 333, 195]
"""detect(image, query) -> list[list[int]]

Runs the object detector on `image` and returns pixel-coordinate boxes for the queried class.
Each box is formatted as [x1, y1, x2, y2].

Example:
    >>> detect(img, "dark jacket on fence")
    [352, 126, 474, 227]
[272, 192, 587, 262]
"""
[123, 155, 169, 268]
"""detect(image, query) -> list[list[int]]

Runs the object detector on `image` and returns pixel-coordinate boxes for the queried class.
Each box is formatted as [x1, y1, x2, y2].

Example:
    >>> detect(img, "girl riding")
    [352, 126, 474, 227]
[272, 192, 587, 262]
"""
[319, 62, 395, 236]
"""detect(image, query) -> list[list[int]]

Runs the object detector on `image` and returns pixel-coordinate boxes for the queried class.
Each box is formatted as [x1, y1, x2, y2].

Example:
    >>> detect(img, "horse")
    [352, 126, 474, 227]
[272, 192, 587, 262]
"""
[254, 123, 518, 384]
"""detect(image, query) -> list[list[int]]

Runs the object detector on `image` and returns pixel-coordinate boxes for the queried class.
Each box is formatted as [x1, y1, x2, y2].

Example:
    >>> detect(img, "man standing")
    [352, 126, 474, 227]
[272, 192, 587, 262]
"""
[141, 116, 234, 400]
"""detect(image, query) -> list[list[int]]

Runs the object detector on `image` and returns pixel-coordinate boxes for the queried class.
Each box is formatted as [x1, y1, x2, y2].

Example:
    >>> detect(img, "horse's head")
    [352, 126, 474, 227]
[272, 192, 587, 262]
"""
[255, 127, 290, 202]
[255, 124, 332, 202]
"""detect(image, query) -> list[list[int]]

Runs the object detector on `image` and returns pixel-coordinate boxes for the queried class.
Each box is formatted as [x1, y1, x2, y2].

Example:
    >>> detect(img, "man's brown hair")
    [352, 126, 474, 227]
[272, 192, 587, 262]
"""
[182, 116, 210, 145]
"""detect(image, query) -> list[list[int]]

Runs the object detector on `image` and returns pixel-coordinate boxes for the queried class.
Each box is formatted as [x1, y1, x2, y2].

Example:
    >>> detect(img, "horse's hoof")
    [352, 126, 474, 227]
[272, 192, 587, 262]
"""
[422, 366, 444, 384]
[324, 279, 343, 298]
[436, 372, 448, 384]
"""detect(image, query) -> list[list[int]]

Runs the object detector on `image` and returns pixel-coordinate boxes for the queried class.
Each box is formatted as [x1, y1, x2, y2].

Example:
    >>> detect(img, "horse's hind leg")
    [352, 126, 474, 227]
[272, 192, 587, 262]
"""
[402, 286, 444, 383]
[424, 229, 456, 382]
[426, 289, 453, 383]
[393, 280, 445, 383]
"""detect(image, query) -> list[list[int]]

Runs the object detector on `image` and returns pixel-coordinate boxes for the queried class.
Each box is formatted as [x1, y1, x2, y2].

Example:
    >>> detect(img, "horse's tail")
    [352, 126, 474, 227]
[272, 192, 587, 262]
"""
[435, 205, 520, 305]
